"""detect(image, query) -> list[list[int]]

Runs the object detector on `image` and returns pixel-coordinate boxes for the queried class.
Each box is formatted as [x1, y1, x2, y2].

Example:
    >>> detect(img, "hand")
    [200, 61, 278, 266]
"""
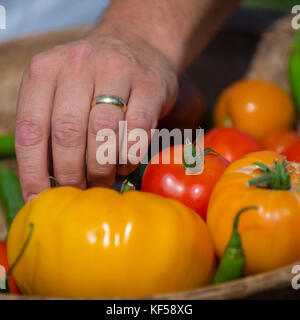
[15, 30, 178, 202]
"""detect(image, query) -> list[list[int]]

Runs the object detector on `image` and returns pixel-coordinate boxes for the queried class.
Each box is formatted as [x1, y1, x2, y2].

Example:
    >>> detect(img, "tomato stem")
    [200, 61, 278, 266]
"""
[7, 223, 34, 278]
[182, 137, 218, 175]
[247, 159, 290, 190]
[120, 180, 136, 193]
[253, 161, 270, 173]
[49, 176, 61, 187]
[204, 148, 220, 156]
[182, 139, 197, 169]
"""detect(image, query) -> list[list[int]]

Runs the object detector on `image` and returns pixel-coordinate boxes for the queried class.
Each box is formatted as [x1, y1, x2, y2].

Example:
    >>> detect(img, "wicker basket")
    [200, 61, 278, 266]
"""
[0, 15, 299, 300]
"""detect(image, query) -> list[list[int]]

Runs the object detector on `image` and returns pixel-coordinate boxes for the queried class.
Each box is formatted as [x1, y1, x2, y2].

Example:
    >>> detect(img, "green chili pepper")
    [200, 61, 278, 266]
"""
[213, 206, 258, 284]
[0, 166, 24, 229]
[0, 134, 15, 159]
[288, 30, 300, 114]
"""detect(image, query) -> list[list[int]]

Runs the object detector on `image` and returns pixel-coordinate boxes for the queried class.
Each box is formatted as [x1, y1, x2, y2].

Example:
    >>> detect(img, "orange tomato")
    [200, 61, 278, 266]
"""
[263, 130, 300, 154]
[207, 151, 300, 275]
[214, 80, 296, 141]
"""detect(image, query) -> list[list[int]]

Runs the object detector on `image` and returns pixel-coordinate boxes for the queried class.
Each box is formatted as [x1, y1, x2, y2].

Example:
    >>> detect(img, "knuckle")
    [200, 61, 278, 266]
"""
[137, 69, 178, 97]
[53, 117, 84, 148]
[67, 41, 93, 69]
[15, 119, 44, 147]
[144, 72, 159, 86]
[21, 164, 43, 179]
[134, 78, 154, 92]
[134, 78, 165, 101]
[56, 171, 83, 187]
[138, 69, 162, 88]
[107, 52, 131, 70]
[89, 112, 119, 136]
[26, 52, 51, 79]
[94, 53, 131, 81]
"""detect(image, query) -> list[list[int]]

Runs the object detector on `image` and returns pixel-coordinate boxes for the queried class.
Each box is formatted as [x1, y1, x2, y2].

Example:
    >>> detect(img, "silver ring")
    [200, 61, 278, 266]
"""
[91, 95, 126, 112]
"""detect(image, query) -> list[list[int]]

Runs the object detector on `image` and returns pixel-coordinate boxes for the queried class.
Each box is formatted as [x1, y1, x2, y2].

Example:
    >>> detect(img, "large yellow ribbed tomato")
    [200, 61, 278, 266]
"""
[207, 151, 300, 275]
[7, 187, 215, 298]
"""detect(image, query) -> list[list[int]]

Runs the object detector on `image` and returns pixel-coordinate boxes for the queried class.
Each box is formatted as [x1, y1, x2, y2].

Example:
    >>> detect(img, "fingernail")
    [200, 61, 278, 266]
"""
[26, 194, 37, 202]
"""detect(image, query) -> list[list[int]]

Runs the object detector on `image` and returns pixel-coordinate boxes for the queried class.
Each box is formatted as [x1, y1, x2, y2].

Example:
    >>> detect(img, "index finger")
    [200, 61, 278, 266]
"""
[15, 54, 56, 202]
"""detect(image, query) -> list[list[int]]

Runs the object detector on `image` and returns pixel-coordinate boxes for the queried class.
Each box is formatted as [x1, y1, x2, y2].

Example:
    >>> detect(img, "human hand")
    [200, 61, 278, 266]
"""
[15, 30, 178, 202]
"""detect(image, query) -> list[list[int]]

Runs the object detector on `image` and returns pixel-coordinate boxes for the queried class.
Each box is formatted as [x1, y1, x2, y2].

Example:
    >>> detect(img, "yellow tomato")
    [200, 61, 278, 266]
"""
[207, 151, 300, 275]
[214, 80, 296, 141]
[7, 187, 215, 298]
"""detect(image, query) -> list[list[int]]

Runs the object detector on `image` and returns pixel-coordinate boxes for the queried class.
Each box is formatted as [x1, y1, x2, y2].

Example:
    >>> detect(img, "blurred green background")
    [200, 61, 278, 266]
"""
[242, 0, 299, 11]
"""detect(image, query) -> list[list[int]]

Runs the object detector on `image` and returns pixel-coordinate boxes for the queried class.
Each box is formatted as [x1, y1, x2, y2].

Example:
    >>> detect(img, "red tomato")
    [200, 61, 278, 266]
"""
[141, 145, 229, 221]
[0, 241, 20, 294]
[263, 130, 300, 154]
[204, 127, 263, 162]
[282, 140, 300, 163]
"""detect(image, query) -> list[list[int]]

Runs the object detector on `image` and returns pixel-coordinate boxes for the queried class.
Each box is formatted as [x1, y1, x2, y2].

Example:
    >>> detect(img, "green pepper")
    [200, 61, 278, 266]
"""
[0, 134, 15, 158]
[288, 30, 300, 114]
[0, 166, 24, 229]
[213, 206, 258, 284]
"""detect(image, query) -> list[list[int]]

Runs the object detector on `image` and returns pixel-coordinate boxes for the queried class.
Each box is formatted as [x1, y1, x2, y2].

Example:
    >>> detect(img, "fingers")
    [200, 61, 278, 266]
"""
[16, 39, 178, 197]
[51, 66, 94, 189]
[15, 53, 57, 202]
[87, 68, 131, 187]
[117, 80, 164, 176]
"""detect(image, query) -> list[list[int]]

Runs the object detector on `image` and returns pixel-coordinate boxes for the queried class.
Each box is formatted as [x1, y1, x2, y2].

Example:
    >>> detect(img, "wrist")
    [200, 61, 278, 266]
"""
[90, 1, 188, 73]
[90, 0, 240, 73]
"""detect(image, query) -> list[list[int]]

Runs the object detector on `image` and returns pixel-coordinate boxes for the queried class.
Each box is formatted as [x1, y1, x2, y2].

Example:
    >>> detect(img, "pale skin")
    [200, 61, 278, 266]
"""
[15, 0, 241, 202]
